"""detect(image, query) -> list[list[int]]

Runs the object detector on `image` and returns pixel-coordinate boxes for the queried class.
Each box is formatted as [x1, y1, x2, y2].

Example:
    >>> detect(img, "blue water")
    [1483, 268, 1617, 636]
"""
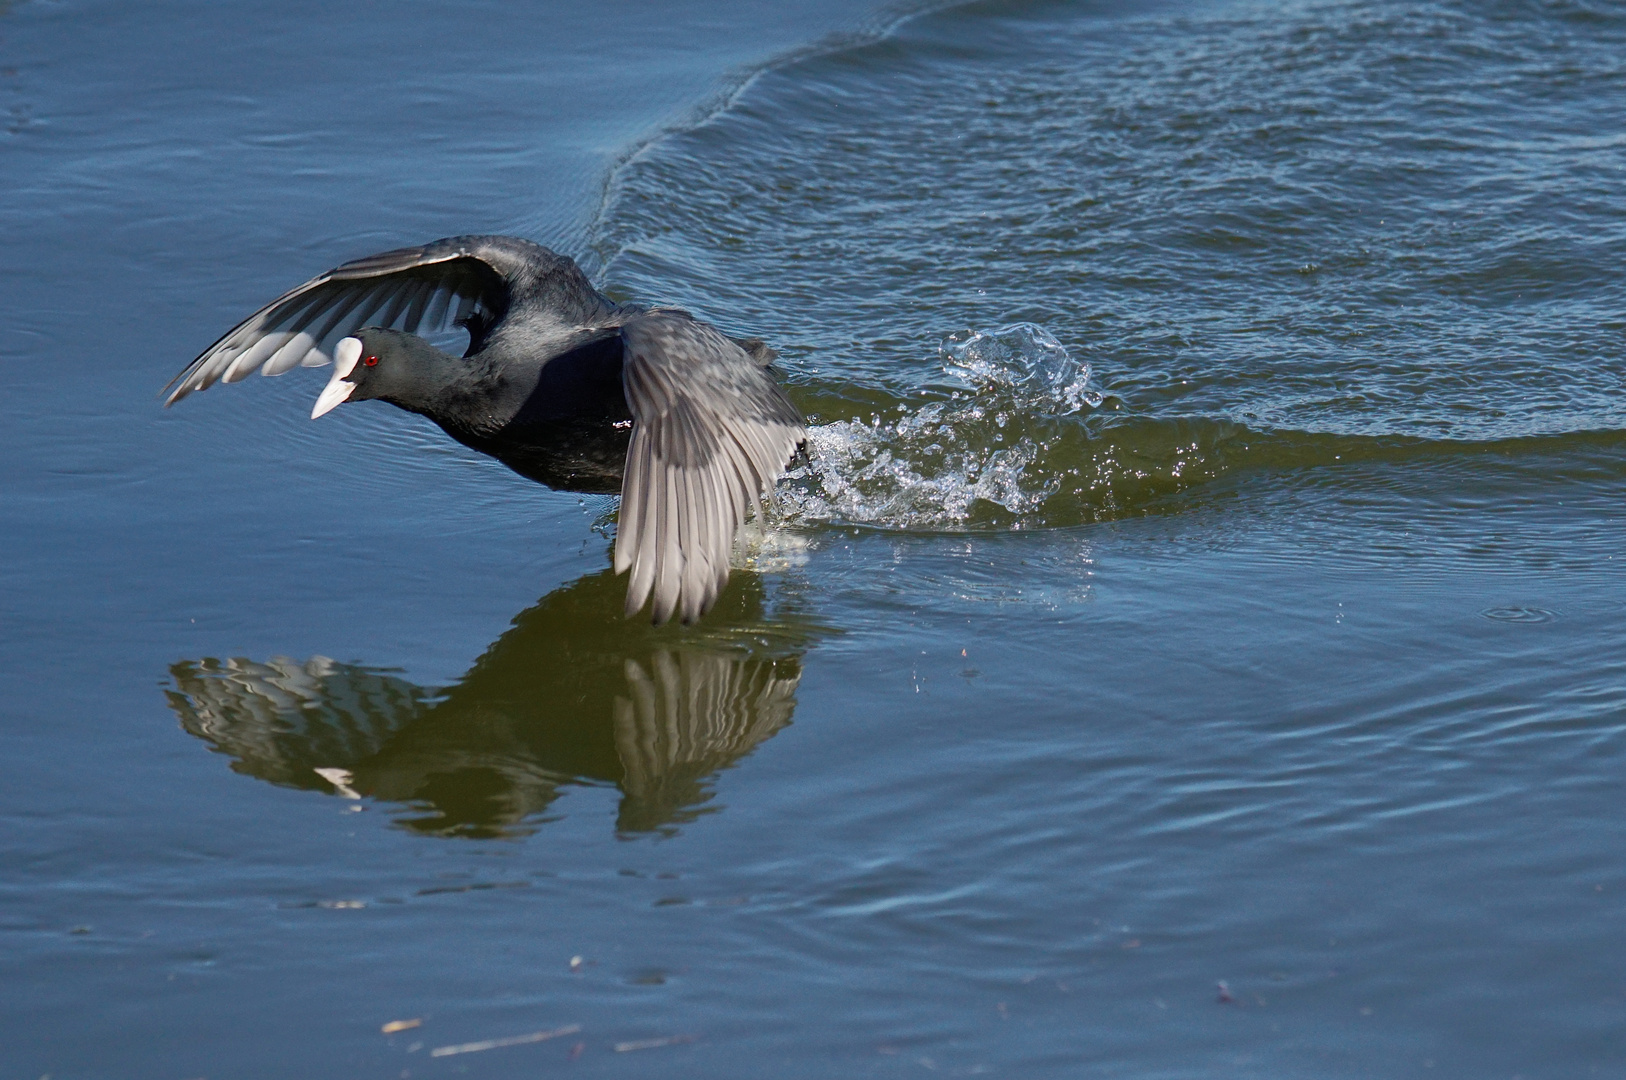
[3, 0, 1625, 1076]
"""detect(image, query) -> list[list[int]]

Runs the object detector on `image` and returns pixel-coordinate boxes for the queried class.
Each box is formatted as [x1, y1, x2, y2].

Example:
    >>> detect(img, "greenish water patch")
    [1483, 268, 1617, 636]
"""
[168, 570, 822, 838]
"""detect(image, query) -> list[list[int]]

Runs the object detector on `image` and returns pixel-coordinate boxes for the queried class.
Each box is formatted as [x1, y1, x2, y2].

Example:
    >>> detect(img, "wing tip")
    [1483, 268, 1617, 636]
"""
[161, 379, 196, 407]
[624, 555, 730, 626]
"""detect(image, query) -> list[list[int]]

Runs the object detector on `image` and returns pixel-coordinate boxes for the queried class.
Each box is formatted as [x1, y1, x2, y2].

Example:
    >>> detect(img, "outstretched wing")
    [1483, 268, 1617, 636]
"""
[163, 236, 512, 405]
[615, 312, 805, 625]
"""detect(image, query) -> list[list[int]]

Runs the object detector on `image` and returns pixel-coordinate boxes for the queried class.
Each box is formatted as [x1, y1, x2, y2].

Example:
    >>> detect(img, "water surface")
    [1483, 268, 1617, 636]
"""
[3, 0, 1625, 1076]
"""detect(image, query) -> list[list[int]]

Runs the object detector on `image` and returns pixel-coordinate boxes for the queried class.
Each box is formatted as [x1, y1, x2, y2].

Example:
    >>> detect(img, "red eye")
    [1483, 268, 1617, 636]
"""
[363, 354, 379, 366]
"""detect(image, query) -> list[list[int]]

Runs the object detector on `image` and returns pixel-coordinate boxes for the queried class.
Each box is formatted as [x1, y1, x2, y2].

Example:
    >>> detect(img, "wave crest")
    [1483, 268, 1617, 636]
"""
[771, 325, 1626, 534]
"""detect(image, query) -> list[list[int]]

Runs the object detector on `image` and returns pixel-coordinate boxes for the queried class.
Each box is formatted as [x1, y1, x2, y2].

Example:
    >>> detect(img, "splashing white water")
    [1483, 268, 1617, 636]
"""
[940, 323, 1102, 414]
[780, 324, 1100, 530]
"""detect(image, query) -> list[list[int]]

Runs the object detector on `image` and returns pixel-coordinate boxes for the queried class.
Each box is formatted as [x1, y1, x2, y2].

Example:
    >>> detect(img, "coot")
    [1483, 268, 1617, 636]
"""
[165, 235, 806, 625]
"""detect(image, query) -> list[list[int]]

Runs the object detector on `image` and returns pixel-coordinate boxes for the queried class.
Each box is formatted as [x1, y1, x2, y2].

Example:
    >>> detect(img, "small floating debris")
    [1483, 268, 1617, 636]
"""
[614, 1034, 695, 1053]
[1216, 981, 1235, 1004]
[313, 767, 362, 799]
[429, 1023, 581, 1058]
[382, 1019, 422, 1034]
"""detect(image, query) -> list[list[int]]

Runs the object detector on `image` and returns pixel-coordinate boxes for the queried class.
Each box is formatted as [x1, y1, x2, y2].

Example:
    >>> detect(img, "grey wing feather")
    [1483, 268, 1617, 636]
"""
[615, 312, 805, 625]
[163, 237, 512, 405]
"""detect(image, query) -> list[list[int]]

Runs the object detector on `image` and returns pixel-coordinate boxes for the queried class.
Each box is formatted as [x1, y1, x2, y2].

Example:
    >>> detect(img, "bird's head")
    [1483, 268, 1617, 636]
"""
[311, 328, 449, 418]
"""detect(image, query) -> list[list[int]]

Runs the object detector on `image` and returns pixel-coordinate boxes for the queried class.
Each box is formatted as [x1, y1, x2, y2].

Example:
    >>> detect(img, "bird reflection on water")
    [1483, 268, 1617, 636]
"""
[165, 570, 817, 837]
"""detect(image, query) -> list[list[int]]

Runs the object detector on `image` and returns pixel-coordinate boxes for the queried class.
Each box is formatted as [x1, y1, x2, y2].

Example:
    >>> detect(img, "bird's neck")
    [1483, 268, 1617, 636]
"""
[375, 341, 486, 421]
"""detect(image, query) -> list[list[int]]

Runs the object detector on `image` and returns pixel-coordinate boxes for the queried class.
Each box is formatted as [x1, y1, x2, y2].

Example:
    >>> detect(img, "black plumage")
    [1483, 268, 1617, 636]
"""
[165, 235, 806, 624]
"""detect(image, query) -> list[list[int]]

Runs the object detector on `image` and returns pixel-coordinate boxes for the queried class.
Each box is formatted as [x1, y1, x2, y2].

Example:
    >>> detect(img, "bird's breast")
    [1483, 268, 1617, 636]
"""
[467, 419, 632, 494]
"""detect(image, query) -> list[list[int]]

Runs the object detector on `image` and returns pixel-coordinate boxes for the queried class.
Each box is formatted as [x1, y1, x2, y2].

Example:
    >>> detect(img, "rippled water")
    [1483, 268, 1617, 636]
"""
[600, 0, 1626, 526]
[4, 0, 1626, 1076]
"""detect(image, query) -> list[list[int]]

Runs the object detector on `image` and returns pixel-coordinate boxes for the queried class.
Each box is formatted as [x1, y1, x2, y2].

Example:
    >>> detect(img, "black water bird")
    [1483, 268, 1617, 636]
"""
[165, 235, 806, 624]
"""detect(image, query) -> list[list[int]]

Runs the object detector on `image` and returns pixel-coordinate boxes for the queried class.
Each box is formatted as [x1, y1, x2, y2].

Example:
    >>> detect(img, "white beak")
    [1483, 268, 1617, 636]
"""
[312, 337, 363, 419]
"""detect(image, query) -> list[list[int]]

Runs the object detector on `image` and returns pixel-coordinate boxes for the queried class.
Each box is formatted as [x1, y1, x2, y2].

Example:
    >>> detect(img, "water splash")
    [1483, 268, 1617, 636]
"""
[768, 323, 1626, 536]
[941, 323, 1102, 414]
[781, 324, 1101, 530]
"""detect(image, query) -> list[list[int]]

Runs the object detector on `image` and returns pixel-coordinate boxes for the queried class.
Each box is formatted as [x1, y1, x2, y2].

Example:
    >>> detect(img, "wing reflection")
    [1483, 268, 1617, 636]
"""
[166, 570, 816, 837]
